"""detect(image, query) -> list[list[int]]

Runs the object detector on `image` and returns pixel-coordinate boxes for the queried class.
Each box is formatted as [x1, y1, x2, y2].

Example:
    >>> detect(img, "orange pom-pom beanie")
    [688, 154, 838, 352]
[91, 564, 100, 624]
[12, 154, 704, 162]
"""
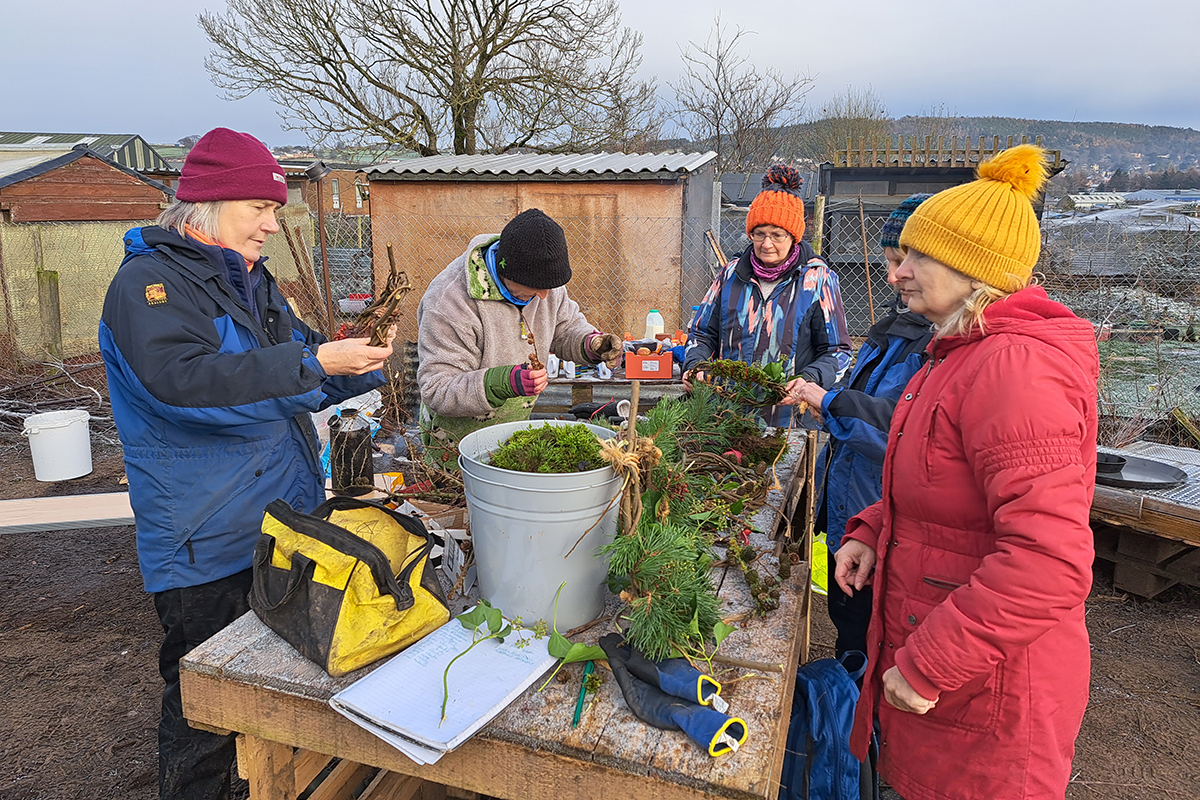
[746, 165, 806, 241]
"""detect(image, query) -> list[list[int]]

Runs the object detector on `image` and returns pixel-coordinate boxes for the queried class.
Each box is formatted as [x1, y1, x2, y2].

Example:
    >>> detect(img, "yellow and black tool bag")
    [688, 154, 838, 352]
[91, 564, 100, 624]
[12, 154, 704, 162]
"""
[250, 496, 451, 676]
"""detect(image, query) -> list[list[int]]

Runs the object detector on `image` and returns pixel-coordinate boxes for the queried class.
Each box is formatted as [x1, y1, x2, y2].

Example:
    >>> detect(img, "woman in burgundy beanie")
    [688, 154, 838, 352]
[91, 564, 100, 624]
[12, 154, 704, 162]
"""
[100, 127, 393, 800]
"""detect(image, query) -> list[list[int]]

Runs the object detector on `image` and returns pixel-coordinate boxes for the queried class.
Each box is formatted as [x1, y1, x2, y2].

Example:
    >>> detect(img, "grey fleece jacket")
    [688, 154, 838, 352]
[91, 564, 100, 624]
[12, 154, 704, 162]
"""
[417, 233, 597, 420]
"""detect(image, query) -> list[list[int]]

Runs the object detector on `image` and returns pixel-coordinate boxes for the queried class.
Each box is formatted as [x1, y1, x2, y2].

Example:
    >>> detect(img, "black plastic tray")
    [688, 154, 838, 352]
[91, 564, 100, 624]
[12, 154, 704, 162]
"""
[1095, 453, 1188, 490]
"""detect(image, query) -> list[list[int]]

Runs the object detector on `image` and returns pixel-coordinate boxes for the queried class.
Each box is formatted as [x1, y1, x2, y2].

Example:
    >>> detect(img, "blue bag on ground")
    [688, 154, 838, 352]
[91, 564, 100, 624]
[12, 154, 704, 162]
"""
[780, 651, 870, 800]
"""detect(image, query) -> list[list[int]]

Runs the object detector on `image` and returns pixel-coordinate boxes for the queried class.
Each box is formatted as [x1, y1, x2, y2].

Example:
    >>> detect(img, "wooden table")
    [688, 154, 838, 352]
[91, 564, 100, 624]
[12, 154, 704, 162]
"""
[181, 436, 811, 800]
[1090, 441, 1200, 598]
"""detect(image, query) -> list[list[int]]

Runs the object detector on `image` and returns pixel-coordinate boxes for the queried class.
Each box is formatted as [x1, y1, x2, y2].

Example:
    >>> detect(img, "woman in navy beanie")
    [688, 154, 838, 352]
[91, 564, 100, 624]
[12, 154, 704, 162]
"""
[100, 127, 394, 800]
[784, 194, 934, 658]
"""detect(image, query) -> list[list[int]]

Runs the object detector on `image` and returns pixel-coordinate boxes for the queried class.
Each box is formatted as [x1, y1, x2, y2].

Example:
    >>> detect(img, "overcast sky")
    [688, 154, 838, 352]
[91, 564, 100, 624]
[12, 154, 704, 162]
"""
[2, 0, 1198, 147]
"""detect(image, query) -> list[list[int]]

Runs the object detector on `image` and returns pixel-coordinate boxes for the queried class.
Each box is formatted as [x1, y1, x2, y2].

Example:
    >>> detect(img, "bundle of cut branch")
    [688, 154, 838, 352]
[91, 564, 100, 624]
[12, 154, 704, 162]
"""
[335, 243, 412, 346]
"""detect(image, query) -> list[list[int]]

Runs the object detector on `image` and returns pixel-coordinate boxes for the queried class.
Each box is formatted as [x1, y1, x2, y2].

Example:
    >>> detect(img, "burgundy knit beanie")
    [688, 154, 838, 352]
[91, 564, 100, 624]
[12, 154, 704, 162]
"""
[176, 128, 288, 205]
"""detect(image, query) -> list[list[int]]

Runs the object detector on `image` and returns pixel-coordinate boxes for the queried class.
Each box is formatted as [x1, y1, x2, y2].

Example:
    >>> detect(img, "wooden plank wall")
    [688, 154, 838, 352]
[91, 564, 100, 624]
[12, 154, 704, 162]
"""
[0, 155, 169, 222]
[368, 179, 687, 345]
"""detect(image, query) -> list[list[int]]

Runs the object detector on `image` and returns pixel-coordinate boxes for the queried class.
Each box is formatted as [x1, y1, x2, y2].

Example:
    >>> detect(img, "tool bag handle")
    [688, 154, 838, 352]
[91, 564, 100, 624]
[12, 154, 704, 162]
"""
[263, 497, 433, 612]
[250, 543, 318, 612]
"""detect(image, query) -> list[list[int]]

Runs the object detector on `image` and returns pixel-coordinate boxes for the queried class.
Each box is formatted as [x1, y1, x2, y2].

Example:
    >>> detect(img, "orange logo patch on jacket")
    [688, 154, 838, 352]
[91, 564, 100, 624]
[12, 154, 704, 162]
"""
[145, 284, 168, 305]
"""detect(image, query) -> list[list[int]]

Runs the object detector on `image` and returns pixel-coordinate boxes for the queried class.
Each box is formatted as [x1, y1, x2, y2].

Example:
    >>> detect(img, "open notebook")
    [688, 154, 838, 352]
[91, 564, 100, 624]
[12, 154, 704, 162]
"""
[330, 612, 557, 765]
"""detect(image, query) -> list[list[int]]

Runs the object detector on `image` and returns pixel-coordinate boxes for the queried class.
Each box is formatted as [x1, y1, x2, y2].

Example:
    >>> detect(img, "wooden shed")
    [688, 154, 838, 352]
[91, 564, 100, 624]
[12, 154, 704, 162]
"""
[362, 152, 718, 343]
[0, 146, 172, 222]
[0, 146, 173, 365]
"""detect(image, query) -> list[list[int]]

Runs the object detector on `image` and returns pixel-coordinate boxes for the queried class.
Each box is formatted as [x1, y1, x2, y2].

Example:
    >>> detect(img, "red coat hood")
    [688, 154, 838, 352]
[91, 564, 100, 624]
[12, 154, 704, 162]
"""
[931, 286, 1099, 383]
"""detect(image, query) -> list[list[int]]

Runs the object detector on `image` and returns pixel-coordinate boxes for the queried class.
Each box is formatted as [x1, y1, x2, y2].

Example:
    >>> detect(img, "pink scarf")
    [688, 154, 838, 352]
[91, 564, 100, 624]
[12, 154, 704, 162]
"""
[750, 243, 801, 282]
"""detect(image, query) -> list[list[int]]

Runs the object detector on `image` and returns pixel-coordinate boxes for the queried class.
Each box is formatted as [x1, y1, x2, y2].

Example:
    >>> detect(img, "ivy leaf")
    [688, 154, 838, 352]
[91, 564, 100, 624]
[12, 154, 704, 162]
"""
[539, 633, 606, 690]
[730, 499, 745, 515]
[547, 628, 573, 659]
[457, 605, 488, 631]
[688, 608, 702, 637]
[484, 604, 504, 634]
[606, 574, 631, 594]
[713, 621, 737, 647]
[560, 641, 606, 664]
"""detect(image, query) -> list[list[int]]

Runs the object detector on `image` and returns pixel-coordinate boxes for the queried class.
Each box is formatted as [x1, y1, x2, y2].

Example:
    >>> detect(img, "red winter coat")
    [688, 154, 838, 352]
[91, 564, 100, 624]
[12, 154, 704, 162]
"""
[843, 286, 1098, 800]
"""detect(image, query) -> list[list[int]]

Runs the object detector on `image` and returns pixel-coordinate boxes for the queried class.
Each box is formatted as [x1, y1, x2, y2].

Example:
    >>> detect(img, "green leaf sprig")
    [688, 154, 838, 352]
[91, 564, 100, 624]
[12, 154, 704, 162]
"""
[539, 583, 606, 690]
[442, 599, 532, 723]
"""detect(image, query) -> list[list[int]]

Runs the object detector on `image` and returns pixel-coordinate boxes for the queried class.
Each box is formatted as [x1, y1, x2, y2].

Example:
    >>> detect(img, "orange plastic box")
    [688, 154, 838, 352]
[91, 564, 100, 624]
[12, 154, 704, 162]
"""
[625, 353, 673, 379]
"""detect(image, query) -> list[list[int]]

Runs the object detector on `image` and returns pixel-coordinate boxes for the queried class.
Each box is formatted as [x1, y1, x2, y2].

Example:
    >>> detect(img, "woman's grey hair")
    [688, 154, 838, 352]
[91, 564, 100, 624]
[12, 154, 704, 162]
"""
[156, 200, 223, 239]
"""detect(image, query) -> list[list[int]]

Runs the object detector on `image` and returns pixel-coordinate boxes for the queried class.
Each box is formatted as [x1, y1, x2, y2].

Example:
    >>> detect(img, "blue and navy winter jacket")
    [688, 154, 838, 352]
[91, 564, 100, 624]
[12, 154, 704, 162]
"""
[99, 226, 384, 592]
[684, 242, 852, 426]
[816, 306, 934, 550]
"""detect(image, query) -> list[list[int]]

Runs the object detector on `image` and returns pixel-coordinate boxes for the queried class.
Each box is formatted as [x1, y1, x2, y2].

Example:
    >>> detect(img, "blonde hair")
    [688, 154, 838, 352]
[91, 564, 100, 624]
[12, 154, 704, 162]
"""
[936, 272, 1035, 339]
[156, 200, 223, 239]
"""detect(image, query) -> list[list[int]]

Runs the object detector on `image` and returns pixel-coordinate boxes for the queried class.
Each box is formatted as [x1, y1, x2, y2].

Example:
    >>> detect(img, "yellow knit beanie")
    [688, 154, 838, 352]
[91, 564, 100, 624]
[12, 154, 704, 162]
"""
[899, 144, 1049, 291]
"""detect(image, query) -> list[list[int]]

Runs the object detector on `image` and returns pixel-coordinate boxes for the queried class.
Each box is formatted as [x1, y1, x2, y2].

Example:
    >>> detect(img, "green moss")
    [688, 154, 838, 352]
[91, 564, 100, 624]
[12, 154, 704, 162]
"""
[489, 423, 604, 474]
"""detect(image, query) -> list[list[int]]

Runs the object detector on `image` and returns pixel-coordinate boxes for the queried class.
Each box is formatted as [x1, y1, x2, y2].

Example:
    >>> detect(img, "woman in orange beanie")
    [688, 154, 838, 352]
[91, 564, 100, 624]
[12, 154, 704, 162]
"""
[683, 164, 850, 426]
[834, 145, 1099, 799]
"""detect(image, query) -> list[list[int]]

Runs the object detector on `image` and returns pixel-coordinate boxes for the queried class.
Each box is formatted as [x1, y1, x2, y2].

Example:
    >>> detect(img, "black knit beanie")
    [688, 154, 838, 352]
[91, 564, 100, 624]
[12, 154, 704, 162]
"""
[496, 209, 572, 289]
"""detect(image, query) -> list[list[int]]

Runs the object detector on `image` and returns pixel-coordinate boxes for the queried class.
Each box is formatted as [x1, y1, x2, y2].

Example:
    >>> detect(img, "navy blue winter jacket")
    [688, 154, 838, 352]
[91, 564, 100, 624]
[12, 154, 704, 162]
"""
[816, 305, 933, 550]
[99, 226, 384, 592]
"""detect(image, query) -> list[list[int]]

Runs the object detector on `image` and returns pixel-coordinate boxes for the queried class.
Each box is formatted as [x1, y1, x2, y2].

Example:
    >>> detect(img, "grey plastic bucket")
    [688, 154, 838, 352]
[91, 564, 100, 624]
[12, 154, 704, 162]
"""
[458, 420, 621, 630]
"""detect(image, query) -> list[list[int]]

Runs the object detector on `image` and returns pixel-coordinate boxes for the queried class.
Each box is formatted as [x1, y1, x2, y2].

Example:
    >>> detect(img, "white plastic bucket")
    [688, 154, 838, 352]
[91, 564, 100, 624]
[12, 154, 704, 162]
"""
[22, 409, 93, 481]
[458, 420, 621, 630]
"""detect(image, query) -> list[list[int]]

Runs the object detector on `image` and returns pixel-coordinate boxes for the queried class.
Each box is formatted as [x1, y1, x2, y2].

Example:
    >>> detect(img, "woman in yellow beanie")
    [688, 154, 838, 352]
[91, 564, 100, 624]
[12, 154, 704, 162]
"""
[832, 145, 1100, 799]
[683, 164, 850, 426]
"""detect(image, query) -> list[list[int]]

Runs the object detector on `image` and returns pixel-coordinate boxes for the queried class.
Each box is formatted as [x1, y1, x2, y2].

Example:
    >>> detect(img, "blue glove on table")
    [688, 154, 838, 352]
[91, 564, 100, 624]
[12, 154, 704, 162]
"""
[622, 638, 729, 712]
[599, 633, 747, 757]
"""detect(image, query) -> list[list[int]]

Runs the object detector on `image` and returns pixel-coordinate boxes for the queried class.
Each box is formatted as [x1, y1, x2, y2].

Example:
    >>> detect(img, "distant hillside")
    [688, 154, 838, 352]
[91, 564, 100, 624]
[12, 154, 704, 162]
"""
[890, 116, 1200, 174]
[656, 117, 1200, 176]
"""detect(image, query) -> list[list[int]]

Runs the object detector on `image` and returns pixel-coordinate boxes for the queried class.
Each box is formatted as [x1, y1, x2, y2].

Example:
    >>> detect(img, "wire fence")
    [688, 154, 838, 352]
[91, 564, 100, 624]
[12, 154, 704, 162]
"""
[1, 201, 1198, 442]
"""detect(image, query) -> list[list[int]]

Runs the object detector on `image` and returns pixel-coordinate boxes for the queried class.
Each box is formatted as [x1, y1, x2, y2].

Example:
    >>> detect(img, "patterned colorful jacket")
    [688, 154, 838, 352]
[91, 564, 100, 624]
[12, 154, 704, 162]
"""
[684, 242, 851, 426]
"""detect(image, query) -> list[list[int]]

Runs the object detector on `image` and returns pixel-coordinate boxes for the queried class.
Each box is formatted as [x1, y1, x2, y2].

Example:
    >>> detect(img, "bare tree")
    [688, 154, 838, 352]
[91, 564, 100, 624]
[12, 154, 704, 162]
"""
[802, 85, 891, 163]
[200, 0, 662, 155]
[669, 16, 813, 174]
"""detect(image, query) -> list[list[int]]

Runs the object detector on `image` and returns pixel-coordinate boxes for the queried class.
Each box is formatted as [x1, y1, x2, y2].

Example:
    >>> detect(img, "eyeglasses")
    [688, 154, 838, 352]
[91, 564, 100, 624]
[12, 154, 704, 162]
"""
[749, 231, 792, 244]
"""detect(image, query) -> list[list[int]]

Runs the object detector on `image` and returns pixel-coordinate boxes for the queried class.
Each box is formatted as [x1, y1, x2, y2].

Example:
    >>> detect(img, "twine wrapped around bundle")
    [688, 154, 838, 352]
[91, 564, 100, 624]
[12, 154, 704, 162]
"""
[598, 435, 661, 535]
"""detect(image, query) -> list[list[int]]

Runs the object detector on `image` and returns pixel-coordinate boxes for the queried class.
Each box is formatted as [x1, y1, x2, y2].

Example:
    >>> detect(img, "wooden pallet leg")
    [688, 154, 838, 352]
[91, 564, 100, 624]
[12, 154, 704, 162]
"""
[1117, 530, 1189, 564]
[307, 759, 373, 800]
[359, 771, 422, 800]
[240, 734, 296, 800]
[1113, 561, 1178, 599]
[571, 384, 593, 406]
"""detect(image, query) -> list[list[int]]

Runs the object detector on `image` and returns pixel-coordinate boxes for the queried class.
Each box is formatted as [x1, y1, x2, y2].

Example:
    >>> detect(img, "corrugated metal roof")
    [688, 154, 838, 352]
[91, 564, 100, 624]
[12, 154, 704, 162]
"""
[0, 147, 175, 195]
[0, 149, 75, 183]
[364, 151, 717, 178]
[0, 132, 135, 149]
[0, 132, 174, 173]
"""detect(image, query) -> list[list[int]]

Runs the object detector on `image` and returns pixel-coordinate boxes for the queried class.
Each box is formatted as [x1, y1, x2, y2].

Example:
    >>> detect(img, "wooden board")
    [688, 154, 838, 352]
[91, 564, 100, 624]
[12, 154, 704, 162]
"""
[0, 492, 133, 535]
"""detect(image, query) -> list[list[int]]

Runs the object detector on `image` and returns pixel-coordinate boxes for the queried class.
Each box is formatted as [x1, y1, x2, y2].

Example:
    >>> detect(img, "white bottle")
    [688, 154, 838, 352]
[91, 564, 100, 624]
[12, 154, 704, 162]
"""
[644, 309, 665, 340]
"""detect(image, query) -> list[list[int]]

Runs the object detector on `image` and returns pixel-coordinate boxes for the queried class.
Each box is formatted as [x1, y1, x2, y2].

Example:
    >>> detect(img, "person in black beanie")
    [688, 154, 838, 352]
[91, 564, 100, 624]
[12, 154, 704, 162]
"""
[416, 208, 624, 466]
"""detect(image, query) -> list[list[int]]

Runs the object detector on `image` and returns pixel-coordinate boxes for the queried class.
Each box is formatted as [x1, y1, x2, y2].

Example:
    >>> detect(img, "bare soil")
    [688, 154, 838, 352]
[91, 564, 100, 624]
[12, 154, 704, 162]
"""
[0, 434, 1197, 799]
